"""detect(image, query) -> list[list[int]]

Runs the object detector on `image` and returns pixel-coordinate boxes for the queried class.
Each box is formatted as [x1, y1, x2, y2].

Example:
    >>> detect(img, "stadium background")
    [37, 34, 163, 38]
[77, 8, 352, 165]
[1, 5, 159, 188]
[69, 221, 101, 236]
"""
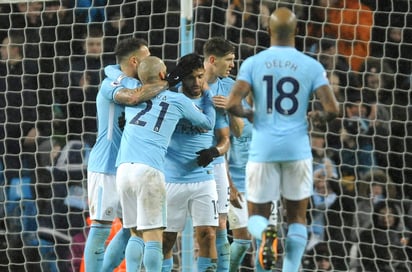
[0, 0, 411, 271]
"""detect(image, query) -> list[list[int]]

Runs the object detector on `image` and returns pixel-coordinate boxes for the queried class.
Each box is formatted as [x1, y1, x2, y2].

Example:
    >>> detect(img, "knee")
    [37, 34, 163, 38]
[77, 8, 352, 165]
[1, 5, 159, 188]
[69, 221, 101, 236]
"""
[197, 227, 216, 246]
[218, 216, 227, 229]
[162, 232, 177, 257]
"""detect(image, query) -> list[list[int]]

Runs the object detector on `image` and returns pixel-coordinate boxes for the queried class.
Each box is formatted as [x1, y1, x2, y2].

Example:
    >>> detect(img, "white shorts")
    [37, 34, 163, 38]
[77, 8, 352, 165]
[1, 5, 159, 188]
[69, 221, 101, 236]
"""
[87, 171, 121, 221]
[214, 162, 230, 214]
[228, 195, 279, 229]
[228, 193, 248, 230]
[165, 180, 218, 232]
[246, 159, 313, 203]
[116, 163, 167, 230]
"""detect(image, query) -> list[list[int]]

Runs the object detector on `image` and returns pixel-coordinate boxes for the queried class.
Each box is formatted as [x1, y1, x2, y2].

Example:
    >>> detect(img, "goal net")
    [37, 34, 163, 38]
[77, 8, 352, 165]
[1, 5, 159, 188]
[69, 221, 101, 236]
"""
[0, 0, 411, 271]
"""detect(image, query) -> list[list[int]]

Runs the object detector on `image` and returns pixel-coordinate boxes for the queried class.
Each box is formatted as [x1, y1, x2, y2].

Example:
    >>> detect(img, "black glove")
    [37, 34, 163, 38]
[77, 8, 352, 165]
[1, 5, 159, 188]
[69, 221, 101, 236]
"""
[165, 66, 183, 88]
[196, 147, 219, 167]
[118, 111, 126, 131]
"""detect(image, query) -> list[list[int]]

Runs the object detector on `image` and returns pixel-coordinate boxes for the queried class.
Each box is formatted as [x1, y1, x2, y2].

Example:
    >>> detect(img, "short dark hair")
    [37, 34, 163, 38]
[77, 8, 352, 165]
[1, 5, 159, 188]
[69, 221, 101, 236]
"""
[203, 37, 235, 58]
[115, 37, 148, 62]
[177, 53, 204, 74]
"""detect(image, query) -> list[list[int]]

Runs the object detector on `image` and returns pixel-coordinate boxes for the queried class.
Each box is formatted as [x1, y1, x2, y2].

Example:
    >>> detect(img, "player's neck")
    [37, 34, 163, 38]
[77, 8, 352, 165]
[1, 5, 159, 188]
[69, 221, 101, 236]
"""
[205, 71, 218, 84]
[183, 91, 201, 99]
[120, 64, 136, 78]
[271, 38, 295, 47]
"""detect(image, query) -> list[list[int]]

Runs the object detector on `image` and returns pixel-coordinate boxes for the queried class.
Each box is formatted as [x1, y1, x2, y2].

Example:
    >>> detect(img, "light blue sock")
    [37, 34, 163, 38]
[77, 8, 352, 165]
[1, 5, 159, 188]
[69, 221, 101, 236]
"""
[282, 223, 307, 272]
[254, 239, 272, 272]
[125, 236, 145, 272]
[216, 229, 230, 272]
[162, 257, 173, 272]
[229, 239, 251, 272]
[84, 223, 111, 272]
[102, 227, 130, 271]
[198, 256, 217, 272]
[247, 215, 268, 240]
[229, 239, 252, 272]
[143, 241, 163, 272]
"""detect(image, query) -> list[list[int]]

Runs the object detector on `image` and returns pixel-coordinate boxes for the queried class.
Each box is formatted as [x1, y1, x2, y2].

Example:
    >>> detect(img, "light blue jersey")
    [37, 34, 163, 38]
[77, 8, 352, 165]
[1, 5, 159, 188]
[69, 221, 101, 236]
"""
[165, 92, 216, 183]
[209, 76, 234, 164]
[228, 100, 252, 193]
[116, 90, 215, 172]
[237, 46, 329, 162]
[87, 68, 141, 175]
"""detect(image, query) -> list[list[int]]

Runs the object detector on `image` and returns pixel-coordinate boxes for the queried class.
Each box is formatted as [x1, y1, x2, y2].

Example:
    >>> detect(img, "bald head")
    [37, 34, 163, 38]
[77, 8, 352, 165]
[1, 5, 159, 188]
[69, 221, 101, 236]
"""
[269, 7, 297, 46]
[138, 56, 167, 84]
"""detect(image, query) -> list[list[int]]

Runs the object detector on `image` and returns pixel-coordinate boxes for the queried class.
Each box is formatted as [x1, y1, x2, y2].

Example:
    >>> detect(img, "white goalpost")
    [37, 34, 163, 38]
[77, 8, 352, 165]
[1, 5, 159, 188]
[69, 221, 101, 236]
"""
[179, 2, 195, 272]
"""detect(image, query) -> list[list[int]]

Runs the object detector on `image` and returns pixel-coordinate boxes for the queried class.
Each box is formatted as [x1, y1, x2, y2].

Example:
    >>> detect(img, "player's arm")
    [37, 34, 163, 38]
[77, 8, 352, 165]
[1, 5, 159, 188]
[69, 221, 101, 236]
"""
[227, 163, 242, 209]
[214, 127, 230, 156]
[185, 90, 216, 131]
[213, 89, 245, 137]
[105, 64, 121, 79]
[212, 94, 227, 110]
[104, 64, 143, 87]
[195, 91, 230, 167]
[229, 92, 252, 137]
[226, 80, 253, 122]
[104, 64, 137, 87]
[114, 80, 168, 106]
[196, 94, 231, 167]
[196, 126, 230, 167]
[308, 84, 340, 126]
[229, 114, 244, 138]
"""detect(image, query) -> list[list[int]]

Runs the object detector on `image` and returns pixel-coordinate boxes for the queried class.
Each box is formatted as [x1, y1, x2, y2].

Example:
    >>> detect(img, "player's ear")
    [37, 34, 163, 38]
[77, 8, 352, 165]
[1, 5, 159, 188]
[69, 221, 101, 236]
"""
[208, 55, 216, 64]
[159, 71, 166, 80]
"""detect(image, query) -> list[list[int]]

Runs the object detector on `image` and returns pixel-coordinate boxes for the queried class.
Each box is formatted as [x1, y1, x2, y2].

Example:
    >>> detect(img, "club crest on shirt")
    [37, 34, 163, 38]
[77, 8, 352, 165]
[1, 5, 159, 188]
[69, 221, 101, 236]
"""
[110, 80, 121, 87]
[110, 74, 127, 87]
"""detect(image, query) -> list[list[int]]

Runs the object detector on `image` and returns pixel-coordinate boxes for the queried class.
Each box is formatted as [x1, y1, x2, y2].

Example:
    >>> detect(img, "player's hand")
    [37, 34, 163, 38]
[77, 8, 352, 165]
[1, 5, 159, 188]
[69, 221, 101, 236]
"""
[165, 69, 182, 88]
[229, 184, 242, 209]
[212, 95, 228, 109]
[244, 109, 254, 123]
[308, 110, 337, 128]
[195, 147, 219, 167]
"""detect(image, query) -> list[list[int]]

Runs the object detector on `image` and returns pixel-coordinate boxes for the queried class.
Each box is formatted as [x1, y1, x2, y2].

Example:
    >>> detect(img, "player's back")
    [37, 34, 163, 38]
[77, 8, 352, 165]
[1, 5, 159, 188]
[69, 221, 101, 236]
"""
[116, 90, 215, 171]
[237, 46, 329, 162]
[88, 77, 134, 174]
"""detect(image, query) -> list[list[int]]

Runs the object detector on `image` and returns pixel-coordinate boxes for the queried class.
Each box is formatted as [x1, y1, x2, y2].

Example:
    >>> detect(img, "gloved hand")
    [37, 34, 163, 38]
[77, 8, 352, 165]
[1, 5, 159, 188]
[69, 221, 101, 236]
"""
[196, 147, 219, 167]
[165, 66, 183, 88]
